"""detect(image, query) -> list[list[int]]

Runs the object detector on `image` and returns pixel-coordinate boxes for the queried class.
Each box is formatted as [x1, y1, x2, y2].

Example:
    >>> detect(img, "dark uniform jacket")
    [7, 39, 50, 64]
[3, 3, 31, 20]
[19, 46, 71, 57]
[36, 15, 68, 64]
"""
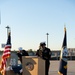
[17, 50, 29, 63]
[36, 47, 51, 61]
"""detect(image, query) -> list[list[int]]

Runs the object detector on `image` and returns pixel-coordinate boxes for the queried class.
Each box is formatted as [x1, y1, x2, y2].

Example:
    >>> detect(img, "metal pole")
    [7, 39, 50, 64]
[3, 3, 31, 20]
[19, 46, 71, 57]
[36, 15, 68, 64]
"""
[46, 33, 49, 47]
[6, 26, 10, 37]
[0, 11, 1, 24]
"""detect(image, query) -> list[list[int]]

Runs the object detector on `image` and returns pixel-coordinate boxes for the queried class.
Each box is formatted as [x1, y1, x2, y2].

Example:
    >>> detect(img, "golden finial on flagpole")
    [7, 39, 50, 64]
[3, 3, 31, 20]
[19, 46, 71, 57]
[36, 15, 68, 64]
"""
[64, 23, 66, 32]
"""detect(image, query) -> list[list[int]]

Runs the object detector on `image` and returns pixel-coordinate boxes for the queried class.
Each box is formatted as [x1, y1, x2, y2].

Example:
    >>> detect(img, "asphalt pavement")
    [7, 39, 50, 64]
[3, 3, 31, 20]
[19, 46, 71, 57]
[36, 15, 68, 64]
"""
[49, 61, 75, 75]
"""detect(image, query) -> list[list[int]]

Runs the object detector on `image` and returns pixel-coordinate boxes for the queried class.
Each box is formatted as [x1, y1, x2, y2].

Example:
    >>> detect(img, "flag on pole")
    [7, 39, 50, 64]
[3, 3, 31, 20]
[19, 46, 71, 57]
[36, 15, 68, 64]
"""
[0, 32, 11, 75]
[58, 27, 68, 75]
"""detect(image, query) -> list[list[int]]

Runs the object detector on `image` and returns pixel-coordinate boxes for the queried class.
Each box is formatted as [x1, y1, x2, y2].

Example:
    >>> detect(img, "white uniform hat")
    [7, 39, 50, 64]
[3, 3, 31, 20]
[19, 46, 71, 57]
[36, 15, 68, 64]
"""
[18, 47, 23, 51]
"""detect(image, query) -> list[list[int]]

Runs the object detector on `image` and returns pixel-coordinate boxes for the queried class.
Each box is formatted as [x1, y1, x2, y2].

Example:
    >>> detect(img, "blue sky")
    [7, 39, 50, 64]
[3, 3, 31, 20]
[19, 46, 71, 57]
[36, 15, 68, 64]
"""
[0, 0, 75, 51]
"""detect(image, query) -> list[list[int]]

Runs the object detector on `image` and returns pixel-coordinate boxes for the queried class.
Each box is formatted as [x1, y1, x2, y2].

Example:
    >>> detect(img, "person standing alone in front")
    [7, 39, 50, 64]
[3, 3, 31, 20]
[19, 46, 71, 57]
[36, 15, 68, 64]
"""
[12, 47, 29, 75]
[36, 42, 52, 75]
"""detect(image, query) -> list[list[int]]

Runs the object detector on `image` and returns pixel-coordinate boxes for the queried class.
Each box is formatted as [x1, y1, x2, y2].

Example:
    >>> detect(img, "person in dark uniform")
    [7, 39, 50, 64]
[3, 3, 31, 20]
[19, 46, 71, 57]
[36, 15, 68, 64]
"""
[17, 47, 29, 63]
[12, 47, 29, 75]
[36, 42, 52, 75]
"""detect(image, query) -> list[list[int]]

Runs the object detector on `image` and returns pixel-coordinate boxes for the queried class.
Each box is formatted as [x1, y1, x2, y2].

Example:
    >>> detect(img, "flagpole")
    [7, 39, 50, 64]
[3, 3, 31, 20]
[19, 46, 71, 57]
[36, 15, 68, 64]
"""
[0, 11, 1, 24]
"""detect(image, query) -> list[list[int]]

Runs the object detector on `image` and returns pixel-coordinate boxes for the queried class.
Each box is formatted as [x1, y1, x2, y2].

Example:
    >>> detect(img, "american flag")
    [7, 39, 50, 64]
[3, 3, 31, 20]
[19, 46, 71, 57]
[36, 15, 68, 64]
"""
[0, 32, 11, 75]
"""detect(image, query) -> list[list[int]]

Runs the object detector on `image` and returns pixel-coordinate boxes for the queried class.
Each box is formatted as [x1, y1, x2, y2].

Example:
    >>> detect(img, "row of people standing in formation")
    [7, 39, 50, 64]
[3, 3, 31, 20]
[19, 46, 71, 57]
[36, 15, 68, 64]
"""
[9, 42, 52, 75]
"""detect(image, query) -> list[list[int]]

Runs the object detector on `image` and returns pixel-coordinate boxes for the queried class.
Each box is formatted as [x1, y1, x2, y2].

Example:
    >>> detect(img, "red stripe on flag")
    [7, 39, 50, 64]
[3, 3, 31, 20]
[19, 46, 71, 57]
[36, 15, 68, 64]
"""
[5, 45, 11, 49]
[2, 54, 11, 59]
[3, 50, 10, 54]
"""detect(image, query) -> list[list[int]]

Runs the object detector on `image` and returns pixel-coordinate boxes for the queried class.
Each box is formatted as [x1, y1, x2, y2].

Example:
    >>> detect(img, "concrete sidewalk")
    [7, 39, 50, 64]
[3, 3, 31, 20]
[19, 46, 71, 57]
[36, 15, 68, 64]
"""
[49, 61, 75, 75]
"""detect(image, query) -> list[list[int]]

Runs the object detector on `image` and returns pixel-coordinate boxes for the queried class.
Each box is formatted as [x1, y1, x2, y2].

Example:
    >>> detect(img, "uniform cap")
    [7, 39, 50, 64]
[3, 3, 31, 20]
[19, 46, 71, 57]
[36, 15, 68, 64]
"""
[40, 42, 46, 46]
[18, 47, 23, 51]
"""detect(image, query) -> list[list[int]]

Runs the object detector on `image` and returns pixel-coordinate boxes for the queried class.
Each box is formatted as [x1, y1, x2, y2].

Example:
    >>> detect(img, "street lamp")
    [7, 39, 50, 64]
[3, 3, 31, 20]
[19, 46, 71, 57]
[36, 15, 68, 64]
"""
[6, 26, 10, 37]
[46, 33, 49, 47]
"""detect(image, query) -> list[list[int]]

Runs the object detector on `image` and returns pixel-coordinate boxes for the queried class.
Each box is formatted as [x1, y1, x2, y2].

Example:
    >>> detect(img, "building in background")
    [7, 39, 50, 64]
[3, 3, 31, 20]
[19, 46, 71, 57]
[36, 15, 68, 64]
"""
[0, 48, 75, 60]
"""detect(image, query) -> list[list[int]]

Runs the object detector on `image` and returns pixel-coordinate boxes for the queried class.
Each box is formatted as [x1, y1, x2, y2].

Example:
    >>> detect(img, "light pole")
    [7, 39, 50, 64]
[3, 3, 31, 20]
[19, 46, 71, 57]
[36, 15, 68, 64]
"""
[46, 33, 49, 47]
[6, 26, 10, 37]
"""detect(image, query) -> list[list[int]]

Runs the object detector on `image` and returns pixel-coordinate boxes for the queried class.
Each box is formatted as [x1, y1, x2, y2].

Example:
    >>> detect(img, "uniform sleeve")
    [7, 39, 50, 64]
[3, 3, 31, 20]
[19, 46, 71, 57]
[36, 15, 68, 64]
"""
[48, 49, 52, 60]
[22, 50, 29, 56]
[17, 52, 21, 58]
[43, 48, 52, 60]
[17, 52, 22, 63]
[36, 50, 39, 56]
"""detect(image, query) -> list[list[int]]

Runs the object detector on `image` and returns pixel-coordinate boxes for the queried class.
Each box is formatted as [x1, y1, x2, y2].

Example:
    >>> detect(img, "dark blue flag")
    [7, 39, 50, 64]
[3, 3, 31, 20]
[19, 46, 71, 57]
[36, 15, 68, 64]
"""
[58, 27, 68, 75]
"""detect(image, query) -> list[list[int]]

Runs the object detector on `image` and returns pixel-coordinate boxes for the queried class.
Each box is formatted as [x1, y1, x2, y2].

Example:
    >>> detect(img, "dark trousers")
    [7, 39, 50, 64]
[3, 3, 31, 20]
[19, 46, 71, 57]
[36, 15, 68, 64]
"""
[12, 64, 22, 75]
[45, 61, 50, 75]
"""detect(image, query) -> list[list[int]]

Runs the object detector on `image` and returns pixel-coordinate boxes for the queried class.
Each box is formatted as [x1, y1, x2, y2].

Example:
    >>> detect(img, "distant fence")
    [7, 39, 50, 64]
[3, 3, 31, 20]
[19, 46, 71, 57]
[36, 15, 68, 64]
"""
[51, 56, 75, 60]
